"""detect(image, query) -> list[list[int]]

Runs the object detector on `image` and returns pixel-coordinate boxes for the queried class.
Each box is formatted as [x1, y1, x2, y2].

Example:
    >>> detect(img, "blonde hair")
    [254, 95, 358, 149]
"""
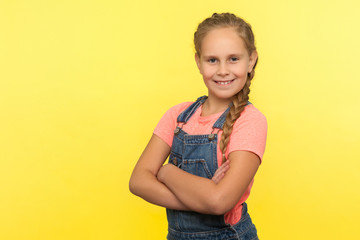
[194, 13, 258, 163]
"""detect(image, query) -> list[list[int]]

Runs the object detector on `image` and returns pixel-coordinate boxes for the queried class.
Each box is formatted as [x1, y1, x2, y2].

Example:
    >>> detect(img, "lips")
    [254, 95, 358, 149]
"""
[214, 79, 235, 85]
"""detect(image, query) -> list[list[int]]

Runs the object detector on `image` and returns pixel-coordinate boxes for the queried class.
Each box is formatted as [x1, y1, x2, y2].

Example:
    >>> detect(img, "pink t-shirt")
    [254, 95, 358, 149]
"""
[154, 101, 267, 225]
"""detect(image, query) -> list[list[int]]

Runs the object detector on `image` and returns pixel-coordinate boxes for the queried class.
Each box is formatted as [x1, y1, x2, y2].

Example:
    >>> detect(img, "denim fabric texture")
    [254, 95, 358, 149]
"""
[166, 96, 258, 240]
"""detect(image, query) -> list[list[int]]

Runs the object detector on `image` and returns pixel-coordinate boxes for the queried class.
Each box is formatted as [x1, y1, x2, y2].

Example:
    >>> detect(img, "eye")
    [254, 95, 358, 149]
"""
[208, 58, 217, 63]
[230, 57, 239, 62]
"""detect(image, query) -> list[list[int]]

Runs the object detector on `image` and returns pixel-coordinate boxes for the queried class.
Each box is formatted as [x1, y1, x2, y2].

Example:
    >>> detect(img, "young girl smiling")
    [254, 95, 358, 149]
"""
[130, 13, 267, 240]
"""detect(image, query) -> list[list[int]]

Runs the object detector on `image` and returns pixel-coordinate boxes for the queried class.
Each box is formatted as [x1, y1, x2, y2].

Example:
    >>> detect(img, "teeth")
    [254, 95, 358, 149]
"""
[216, 80, 232, 85]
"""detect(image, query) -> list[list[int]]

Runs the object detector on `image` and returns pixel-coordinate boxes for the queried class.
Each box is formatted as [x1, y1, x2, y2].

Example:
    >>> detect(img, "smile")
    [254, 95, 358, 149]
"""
[214, 80, 234, 85]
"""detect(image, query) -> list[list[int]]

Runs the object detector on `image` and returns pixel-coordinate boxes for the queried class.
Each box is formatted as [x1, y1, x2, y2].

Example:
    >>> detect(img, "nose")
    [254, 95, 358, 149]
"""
[216, 62, 229, 76]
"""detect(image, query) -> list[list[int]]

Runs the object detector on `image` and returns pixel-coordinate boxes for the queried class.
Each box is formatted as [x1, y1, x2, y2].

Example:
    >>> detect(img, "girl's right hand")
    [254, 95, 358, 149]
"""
[212, 160, 230, 184]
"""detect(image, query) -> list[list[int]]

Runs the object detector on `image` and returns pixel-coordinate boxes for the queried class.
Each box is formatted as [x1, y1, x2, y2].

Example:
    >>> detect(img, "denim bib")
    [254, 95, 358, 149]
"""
[166, 96, 259, 240]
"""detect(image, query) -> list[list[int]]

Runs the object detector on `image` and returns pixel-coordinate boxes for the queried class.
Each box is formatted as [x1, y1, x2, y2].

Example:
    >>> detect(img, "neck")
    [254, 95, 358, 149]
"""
[201, 96, 232, 117]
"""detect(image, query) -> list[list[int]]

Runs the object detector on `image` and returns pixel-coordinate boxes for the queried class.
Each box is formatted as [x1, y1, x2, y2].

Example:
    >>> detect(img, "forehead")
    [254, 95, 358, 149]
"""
[200, 27, 247, 55]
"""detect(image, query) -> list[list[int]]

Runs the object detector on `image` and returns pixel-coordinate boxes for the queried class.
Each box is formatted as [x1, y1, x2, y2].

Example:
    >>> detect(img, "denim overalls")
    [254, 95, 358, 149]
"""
[166, 96, 259, 240]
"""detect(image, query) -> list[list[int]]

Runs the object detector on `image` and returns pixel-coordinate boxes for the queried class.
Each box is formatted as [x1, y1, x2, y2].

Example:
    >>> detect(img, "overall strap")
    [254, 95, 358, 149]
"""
[212, 101, 252, 130]
[176, 96, 208, 123]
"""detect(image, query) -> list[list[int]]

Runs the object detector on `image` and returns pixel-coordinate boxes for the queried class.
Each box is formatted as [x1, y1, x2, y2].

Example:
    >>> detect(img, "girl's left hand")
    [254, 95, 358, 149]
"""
[212, 160, 230, 184]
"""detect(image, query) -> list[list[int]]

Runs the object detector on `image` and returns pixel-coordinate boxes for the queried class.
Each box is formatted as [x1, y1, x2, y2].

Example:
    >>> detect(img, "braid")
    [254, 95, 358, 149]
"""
[220, 78, 251, 163]
[220, 63, 257, 163]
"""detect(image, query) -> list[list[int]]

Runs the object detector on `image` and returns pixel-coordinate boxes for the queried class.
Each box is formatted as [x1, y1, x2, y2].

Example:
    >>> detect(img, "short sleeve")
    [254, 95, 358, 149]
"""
[153, 102, 192, 147]
[226, 105, 268, 164]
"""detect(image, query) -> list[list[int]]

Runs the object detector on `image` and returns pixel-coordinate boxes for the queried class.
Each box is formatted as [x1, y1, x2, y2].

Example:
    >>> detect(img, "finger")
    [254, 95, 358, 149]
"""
[213, 167, 223, 179]
[212, 176, 218, 183]
[218, 161, 229, 170]
[221, 160, 230, 166]
[216, 161, 228, 173]
[212, 172, 224, 184]
[212, 169, 222, 181]
[216, 163, 230, 175]
[218, 172, 225, 181]
[212, 161, 230, 181]
[215, 172, 225, 184]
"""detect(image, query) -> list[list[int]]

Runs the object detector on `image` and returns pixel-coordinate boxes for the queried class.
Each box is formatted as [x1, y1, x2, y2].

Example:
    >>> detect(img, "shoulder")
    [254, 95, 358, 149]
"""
[234, 104, 267, 130]
[227, 104, 268, 161]
[153, 101, 193, 147]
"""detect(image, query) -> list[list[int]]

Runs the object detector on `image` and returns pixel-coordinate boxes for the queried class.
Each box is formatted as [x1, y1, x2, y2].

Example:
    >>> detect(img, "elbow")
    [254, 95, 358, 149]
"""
[208, 193, 235, 215]
[129, 175, 140, 196]
[129, 179, 136, 195]
[209, 203, 232, 216]
[129, 169, 156, 197]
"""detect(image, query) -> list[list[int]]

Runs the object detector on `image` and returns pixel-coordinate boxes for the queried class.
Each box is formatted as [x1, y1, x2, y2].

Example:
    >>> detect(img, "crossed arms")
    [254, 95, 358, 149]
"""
[129, 134, 260, 215]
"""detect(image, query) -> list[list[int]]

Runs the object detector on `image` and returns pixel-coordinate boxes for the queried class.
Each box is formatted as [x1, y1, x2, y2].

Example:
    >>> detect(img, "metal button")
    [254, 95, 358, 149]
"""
[208, 133, 215, 140]
[173, 157, 178, 166]
[174, 127, 180, 135]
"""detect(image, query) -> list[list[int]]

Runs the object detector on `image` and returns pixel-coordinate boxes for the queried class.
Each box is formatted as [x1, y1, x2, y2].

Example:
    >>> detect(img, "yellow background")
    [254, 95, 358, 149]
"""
[1, 0, 359, 239]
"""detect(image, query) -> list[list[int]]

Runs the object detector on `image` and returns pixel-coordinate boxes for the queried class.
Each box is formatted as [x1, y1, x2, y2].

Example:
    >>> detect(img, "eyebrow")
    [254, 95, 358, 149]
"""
[202, 53, 245, 58]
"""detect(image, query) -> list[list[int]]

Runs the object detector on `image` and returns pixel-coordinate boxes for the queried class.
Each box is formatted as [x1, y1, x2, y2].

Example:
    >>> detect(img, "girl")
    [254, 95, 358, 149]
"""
[129, 13, 267, 240]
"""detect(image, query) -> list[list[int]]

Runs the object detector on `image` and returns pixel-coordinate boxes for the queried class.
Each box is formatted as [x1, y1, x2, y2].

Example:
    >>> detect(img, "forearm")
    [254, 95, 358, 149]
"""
[157, 151, 261, 215]
[129, 169, 191, 211]
[157, 164, 220, 214]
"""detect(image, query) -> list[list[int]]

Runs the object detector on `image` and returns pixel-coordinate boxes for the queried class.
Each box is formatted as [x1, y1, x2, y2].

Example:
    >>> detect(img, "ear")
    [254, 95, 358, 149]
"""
[195, 53, 201, 72]
[248, 50, 258, 73]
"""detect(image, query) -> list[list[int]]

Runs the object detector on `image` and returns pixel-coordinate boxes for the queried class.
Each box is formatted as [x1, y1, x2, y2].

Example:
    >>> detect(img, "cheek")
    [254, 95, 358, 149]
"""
[232, 64, 249, 77]
[201, 66, 216, 79]
[238, 70, 248, 78]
